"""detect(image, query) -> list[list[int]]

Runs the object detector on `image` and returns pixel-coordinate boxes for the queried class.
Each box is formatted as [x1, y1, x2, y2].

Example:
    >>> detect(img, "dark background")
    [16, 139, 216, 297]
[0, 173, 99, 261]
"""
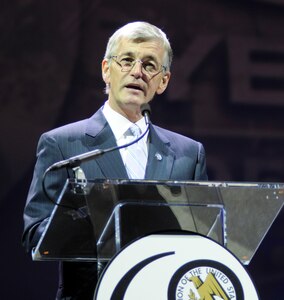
[1, 0, 284, 299]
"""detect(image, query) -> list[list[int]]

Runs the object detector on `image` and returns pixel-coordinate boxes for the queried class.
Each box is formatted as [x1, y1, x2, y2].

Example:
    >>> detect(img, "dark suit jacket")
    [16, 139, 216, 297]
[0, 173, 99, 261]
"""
[22, 107, 207, 299]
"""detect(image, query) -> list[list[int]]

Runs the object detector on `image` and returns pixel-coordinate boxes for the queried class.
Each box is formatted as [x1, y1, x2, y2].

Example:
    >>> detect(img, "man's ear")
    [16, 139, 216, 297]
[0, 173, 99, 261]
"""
[156, 72, 171, 95]
[102, 59, 110, 84]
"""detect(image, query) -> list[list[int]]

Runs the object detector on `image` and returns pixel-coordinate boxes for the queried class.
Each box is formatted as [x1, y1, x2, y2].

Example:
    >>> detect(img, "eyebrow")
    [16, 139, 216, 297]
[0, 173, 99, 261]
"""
[119, 52, 159, 62]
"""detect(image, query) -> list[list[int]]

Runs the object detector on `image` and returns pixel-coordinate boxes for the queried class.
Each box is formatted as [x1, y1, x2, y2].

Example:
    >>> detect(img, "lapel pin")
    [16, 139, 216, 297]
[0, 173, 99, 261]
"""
[155, 152, 162, 161]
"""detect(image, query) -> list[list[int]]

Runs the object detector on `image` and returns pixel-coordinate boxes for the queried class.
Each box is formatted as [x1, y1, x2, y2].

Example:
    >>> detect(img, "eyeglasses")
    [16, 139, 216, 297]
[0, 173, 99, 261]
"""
[110, 55, 167, 77]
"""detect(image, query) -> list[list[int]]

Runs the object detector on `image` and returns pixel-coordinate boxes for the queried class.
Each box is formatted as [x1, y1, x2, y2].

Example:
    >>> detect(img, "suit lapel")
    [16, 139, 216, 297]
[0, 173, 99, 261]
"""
[84, 108, 128, 179]
[84, 110, 175, 180]
[145, 125, 175, 180]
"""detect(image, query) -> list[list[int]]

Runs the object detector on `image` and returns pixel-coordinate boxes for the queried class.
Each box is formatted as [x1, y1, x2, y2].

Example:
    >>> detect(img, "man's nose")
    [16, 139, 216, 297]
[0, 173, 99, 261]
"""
[130, 60, 144, 78]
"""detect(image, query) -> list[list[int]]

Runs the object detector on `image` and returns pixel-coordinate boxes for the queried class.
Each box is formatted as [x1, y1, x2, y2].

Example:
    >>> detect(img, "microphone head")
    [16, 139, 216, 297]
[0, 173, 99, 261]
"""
[140, 103, 152, 125]
[140, 103, 151, 116]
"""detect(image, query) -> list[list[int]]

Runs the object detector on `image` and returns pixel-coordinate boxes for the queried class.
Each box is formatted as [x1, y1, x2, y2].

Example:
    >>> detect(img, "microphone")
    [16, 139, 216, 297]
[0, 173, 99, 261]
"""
[48, 148, 104, 171]
[141, 103, 151, 125]
[47, 103, 152, 172]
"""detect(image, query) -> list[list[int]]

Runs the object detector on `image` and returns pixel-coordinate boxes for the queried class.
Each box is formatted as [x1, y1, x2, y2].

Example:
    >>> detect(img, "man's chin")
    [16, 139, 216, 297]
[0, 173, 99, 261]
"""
[123, 97, 147, 107]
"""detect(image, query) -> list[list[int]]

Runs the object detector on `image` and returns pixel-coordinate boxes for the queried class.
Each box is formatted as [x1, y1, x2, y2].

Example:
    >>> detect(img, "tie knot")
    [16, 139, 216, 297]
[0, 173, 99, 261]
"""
[128, 124, 141, 138]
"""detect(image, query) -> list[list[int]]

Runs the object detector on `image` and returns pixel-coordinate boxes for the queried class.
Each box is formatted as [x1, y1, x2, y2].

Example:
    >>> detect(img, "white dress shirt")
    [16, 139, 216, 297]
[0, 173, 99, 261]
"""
[102, 101, 149, 174]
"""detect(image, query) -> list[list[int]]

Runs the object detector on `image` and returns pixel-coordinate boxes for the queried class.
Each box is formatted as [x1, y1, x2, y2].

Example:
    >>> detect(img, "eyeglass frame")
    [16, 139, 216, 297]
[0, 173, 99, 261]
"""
[109, 55, 167, 77]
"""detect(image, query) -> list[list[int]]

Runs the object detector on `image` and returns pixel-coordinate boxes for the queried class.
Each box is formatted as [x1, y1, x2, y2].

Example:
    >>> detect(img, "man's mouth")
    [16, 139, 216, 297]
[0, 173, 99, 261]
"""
[125, 84, 144, 92]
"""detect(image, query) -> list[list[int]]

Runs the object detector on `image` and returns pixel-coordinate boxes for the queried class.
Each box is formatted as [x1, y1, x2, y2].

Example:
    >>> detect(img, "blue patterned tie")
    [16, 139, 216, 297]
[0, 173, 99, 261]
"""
[124, 125, 147, 179]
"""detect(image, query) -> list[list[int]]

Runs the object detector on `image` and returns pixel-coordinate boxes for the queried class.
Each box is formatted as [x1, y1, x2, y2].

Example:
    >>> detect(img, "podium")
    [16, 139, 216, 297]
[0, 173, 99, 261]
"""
[32, 179, 284, 299]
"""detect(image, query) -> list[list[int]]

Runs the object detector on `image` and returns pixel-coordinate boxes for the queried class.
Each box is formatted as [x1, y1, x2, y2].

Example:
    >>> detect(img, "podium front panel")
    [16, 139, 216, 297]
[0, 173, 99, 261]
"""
[32, 179, 284, 265]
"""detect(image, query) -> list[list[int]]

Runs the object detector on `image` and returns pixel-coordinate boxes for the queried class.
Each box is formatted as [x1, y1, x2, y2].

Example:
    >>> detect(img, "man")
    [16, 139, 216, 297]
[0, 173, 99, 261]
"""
[23, 21, 208, 299]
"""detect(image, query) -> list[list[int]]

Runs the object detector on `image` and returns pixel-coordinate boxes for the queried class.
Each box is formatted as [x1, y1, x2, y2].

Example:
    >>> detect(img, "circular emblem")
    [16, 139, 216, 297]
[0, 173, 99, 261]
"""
[168, 260, 243, 300]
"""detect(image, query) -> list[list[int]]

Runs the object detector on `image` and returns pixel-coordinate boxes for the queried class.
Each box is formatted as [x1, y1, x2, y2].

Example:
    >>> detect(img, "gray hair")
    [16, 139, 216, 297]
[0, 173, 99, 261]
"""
[104, 21, 173, 71]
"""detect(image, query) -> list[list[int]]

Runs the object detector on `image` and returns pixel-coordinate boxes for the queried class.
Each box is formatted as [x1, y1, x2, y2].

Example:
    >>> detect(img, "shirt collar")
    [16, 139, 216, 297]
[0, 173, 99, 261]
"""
[102, 101, 147, 140]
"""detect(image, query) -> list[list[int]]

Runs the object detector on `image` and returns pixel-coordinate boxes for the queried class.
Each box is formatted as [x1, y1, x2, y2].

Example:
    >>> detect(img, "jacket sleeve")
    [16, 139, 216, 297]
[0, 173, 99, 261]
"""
[193, 142, 208, 181]
[22, 132, 69, 252]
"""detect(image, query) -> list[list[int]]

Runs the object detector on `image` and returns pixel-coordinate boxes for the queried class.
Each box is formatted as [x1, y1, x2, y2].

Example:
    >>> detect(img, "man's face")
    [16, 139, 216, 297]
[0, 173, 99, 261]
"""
[102, 38, 171, 120]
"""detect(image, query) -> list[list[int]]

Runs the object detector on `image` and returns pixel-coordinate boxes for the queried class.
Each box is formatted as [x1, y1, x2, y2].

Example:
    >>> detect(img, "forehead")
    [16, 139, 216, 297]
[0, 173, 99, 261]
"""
[116, 38, 165, 61]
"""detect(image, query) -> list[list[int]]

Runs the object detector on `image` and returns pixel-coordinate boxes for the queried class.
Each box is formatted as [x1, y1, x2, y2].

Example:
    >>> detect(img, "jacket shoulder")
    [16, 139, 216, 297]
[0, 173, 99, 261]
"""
[153, 125, 201, 147]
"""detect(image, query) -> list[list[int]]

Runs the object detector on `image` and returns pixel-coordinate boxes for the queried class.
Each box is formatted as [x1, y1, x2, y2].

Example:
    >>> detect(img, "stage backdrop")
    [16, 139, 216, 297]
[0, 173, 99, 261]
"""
[1, 0, 284, 299]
